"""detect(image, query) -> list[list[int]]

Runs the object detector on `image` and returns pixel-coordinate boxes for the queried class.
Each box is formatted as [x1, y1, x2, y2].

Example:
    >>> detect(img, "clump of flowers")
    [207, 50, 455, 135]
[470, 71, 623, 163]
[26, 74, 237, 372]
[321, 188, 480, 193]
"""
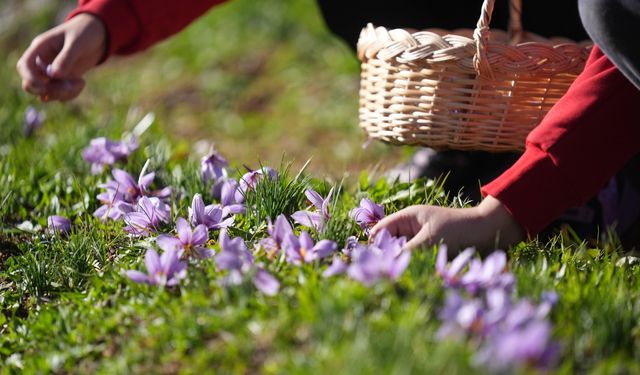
[216, 230, 280, 296]
[323, 229, 411, 286]
[291, 188, 333, 231]
[282, 231, 337, 265]
[82, 136, 139, 174]
[435, 246, 560, 372]
[349, 198, 385, 234]
[188, 193, 235, 230]
[94, 161, 171, 222]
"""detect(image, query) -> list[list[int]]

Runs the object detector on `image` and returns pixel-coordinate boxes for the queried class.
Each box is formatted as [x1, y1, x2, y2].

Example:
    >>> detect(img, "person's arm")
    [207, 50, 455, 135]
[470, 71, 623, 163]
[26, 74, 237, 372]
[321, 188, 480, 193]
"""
[17, 0, 226, 101]
[373, 45, 640, 253]
[481, 45, 640, 236]
[66, 0, 228, 59]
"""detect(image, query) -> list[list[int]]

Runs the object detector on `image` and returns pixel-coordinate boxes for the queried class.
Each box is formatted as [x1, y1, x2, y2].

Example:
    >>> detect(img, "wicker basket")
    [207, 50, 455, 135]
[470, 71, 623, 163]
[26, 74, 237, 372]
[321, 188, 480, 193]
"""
[357, 0, 592, 152]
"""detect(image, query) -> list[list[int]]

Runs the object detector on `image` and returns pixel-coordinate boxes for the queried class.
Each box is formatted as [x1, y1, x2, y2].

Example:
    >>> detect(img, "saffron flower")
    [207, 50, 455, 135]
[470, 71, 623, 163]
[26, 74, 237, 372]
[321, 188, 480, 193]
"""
[282, 231, 337, 265]
[157, 217, 213, 259]
[93, 190, 134, 221]
[123, 196, 170, 236]
[291, 187, 333, 231]
[345, 229, 411, 286]
[82, 136, 138, 174]
[23, 106, 44, 137]
[101, 161, 171, 205]
[125, 247, 187, 287]
[200, 149, 228, 183]
[349, 198, 385, 234]
[435, 245, 475, 288]
[460, 250, 515, 294]
[258, 214, 294, 256]
[235, 167, 277, 202]
[219, 179, 245, 214]
[47, 215, 71, 235]
[216, 231, 279, 295]
[322, 257, 348, 277]
[188, 194, 234, 229]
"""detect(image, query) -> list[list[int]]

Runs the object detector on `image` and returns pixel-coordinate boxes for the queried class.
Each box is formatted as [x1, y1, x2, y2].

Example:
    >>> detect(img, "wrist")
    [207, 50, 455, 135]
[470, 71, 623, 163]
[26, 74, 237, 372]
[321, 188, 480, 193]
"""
[475, 195, 526, 252]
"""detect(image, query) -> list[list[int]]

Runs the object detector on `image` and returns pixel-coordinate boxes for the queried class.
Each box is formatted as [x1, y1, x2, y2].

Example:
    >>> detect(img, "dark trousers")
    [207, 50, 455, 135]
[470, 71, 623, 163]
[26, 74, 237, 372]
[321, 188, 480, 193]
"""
[579, 0, 640, 90]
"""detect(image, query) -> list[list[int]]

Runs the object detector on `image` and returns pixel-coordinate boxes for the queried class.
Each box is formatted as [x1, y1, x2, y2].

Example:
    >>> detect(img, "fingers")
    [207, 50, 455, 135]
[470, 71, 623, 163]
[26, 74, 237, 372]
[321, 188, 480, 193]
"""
[404, 227, 433, 250]
[370, 207, 423, 239]
[49, 42, 80, 79]
[17, 33, 63, 96]
[40, 78, 85, 102]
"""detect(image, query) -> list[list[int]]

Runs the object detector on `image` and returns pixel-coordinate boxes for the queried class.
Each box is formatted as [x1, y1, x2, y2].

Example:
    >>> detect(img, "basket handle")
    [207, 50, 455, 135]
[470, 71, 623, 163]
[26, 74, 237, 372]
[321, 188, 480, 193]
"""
[473, 0, 523, 78]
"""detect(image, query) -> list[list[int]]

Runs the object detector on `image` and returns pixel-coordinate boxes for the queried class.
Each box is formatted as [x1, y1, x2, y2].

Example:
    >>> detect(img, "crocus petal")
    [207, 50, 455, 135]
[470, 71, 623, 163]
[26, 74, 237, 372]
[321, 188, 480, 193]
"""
[190, 194, 206, 226]
[176, 217, 192, 243]
[47, 215, 71, 234]
[323, 257, 347, 277]
[291, 210, 322, 231]
[253, 269, 280, 296]
[112, 169, 137, 190]
[126, 270, 149, 284]
[305, 189, 324, 210]
[144, 249, 162, 275]
[312, 239, 338, 259]
[191, 224, 209, 246]
[387, 250, 411, 280]
[298, 231, 315, 251]
[156, 235, 183, 253]
[449, 247, 476, 275]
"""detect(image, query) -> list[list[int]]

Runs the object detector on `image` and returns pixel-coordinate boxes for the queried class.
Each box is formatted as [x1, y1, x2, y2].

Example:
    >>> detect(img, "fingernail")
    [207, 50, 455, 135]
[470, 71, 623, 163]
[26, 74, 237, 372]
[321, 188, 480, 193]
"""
[46, 64, 54, 78]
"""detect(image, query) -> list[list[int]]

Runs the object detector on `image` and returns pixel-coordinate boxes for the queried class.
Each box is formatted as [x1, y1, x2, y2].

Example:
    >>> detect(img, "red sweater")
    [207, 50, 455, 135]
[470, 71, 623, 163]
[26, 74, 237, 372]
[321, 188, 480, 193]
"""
[69, 0, 640, 237]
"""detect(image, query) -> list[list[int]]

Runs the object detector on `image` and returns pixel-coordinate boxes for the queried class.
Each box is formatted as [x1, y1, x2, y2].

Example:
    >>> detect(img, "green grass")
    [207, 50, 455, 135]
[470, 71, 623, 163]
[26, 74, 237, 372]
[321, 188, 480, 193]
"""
[1, 1, 640, 374]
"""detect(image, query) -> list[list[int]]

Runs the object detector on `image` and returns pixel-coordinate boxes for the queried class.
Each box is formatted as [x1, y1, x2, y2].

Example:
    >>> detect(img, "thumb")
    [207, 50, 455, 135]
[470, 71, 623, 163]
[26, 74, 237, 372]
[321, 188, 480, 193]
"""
[48, 42, 80, 79]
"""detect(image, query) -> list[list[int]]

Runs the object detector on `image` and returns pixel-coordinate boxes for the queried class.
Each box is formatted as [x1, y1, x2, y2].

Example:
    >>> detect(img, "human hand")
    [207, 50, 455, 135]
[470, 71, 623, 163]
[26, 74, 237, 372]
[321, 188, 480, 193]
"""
[370, 196, 525, 254]
[16, 13, 106, 102]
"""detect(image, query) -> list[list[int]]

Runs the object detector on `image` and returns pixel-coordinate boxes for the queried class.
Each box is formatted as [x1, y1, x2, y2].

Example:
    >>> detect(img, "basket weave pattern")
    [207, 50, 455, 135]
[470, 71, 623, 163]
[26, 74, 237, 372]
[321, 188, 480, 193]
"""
[357, 0, 592, 152]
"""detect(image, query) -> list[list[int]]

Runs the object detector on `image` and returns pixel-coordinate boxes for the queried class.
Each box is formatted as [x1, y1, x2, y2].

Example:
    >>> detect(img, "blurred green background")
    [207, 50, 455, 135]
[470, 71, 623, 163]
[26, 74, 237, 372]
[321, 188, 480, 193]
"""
[0, 0, 410, 179]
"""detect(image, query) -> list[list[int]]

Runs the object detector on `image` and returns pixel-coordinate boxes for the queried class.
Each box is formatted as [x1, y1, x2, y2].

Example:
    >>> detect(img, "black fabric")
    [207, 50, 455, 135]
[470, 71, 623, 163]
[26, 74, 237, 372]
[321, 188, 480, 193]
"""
[316, 0, 588, 51]
[579, 0, 640, 90]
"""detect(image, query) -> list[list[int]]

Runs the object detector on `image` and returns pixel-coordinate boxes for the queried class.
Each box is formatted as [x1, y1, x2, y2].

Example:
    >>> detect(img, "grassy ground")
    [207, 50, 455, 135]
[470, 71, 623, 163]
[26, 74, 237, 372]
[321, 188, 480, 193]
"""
[1, 1, 640, 374]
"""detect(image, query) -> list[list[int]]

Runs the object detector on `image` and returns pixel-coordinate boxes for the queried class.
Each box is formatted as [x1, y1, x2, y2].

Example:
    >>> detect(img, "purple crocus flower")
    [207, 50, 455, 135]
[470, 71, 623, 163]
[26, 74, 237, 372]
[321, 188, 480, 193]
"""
[477, 320, 559, 371]
[323, 257, 348, 277]
[460, 250, 514, 294]
[103, 161, 171, 203]
[219, 179, 245, 214]
[253, 268, 280, 296]
[282, 231, 337, 265]
[82, 136, 138, 175]
[435, 245, 475, 288]
[258, 214, 294, 257]
[346, 230, 411, 286]
[235, 167, 277, 202]
[157, 217, 213, 259]
[123, 196, 170, 236]
[216, 231, 279, 295]
[201, 150, 228, 184]
[349, 198, 385, 234]
[47, 215, 71, 235]
[93, 190, 134, 221]
[188, 194, 234, 229]
[23, 106, 44, 137]
[291, 188, 333, 231]
[125, 247, 187, 287]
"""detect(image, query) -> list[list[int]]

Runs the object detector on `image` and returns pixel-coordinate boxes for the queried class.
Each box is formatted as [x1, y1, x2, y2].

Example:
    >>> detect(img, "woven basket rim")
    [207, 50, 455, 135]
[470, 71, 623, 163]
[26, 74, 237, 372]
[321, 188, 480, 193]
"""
[357, 23, 593, 77]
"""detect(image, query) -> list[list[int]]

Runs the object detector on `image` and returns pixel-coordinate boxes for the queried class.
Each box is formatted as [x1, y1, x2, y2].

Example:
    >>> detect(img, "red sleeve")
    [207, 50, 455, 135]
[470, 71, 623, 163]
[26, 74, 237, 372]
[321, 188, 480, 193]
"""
[66, 0, 227, 58]
[481, 45, 640, 236]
